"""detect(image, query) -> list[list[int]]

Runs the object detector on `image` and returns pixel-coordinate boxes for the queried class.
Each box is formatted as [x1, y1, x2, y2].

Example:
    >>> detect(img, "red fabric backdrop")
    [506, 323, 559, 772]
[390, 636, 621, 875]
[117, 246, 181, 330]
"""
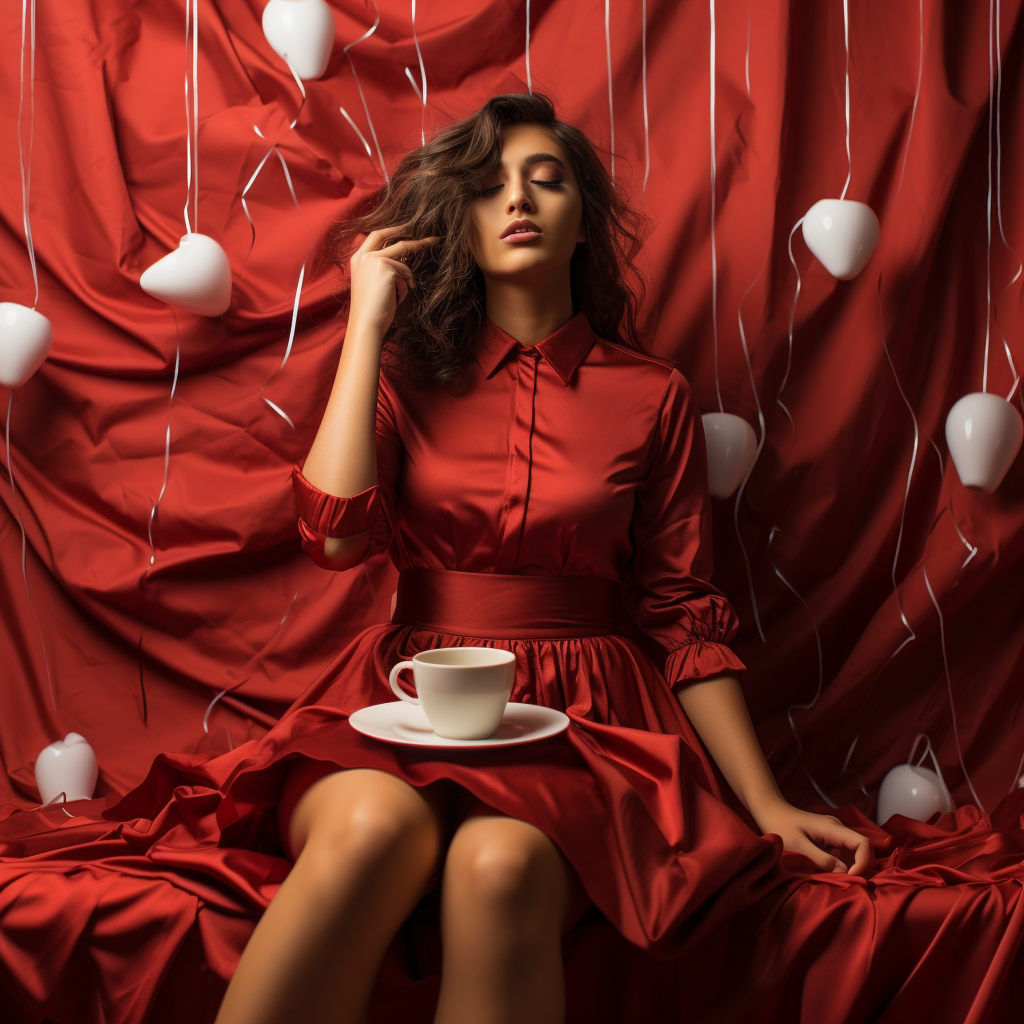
[1, 0, 1024, 1016]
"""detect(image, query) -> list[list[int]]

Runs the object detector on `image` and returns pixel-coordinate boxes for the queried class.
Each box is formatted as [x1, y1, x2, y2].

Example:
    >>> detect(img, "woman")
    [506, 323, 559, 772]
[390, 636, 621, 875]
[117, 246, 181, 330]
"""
[212, 92, 873, 1024]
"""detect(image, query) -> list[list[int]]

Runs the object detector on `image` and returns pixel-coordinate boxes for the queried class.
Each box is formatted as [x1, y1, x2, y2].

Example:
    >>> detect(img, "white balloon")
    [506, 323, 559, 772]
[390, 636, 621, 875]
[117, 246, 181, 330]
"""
[945, 391, 1023, 494]
[140, 233, 232, 317]
[34, 732, 99, 805]
[801, 199, 880, 280]
[702, 412, 758, 499]
[262, 0, 336, 81]
[877, 762, 954, 825]
[0, 302, 53, 388]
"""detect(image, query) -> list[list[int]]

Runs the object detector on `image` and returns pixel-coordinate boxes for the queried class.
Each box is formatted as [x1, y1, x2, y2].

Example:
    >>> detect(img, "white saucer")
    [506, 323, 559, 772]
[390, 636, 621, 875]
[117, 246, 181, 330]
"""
[348, 701, 570, 749]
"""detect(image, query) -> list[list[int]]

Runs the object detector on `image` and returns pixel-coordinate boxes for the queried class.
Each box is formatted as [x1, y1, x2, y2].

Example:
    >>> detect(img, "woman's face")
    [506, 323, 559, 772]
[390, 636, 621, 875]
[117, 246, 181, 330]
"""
[468, 123, 586, 281]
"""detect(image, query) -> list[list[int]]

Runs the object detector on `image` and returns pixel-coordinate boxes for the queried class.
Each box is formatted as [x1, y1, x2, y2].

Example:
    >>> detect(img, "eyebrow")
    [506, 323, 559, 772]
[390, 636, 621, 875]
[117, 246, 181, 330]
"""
[520, 152, 566, 170]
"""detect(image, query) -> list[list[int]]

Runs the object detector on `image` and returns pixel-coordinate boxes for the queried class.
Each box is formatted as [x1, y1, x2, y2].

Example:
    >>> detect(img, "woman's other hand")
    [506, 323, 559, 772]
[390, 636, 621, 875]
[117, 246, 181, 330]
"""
[753, 801, 875, 876]
[347, 223, 439, 337]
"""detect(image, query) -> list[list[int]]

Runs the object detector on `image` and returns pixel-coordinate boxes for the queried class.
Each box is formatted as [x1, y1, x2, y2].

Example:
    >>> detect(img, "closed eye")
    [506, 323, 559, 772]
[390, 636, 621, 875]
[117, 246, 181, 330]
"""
[477, 180, 564, 196]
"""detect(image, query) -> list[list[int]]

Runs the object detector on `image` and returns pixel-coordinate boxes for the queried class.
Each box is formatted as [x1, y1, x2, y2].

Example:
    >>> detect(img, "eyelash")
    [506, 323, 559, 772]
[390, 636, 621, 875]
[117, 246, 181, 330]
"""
[479, 180, 564, 195]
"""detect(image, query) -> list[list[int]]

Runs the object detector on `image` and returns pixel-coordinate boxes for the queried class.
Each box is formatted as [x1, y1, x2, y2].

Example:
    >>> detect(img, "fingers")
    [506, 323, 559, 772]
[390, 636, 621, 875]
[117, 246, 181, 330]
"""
[805, 820, 874, 875]
[355, 221, 417, 253]
[381, 257, 416, 294]
[377, 235, 440, 260]
[795, 837, 845, 873]
[847, 836, 875, 877]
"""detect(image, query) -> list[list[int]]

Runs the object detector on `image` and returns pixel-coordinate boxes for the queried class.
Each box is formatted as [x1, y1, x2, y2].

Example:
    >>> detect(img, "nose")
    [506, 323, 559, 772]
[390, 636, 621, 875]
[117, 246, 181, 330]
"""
[506, 184, 533, 215]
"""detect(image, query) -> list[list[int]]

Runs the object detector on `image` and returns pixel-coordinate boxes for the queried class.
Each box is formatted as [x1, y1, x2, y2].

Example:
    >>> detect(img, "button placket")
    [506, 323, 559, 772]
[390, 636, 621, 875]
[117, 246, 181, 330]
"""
[494, 347, 540, 571]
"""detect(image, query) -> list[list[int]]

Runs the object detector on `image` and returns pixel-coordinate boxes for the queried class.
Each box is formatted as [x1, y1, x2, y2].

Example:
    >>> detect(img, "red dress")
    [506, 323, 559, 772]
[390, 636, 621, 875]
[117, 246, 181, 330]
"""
[3, 312, 1024, 1024]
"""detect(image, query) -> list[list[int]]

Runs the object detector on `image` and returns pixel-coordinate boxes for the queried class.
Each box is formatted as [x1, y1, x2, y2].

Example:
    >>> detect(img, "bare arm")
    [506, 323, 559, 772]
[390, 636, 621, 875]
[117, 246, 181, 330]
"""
[299, 224, 437, 563]
[677, 673, 874, 875]
[675, 673, 785, 823]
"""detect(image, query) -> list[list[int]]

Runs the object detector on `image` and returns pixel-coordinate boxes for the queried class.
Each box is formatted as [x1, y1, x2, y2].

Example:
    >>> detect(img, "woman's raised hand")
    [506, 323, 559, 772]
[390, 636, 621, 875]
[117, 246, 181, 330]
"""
[347, 223, 439, 337]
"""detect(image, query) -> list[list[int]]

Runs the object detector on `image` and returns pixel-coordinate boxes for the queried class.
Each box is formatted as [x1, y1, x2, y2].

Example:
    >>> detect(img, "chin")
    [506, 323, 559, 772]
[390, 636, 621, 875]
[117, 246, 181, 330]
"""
[485, 250, 570, 279]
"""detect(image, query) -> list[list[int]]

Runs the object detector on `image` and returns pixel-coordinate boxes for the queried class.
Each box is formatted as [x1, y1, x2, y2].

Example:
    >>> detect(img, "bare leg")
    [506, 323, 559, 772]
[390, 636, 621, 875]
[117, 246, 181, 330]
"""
[214, 768, 443, 1024]
[433, 816, 589, 1024]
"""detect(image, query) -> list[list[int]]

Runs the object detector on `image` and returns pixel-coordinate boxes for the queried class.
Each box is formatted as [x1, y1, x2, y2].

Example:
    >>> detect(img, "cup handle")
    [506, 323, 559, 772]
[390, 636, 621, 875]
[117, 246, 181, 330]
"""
[389, 662, 421, 705]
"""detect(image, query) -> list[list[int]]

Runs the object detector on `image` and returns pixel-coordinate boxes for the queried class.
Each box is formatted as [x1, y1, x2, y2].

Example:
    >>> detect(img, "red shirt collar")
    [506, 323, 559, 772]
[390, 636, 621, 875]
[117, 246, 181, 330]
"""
[473, 312, 598, 386]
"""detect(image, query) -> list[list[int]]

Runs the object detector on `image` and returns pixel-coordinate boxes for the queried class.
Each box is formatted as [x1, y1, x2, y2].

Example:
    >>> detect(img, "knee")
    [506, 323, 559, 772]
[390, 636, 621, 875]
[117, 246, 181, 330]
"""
[444, 821, 566, 920]
[299, 772, 441, 879]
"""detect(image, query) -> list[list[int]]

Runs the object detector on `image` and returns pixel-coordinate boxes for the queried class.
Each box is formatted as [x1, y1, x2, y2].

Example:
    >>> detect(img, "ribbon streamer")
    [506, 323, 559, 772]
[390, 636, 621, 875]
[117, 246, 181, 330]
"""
[776, 217, 805, 429]
[31, 791, 75, 818]
[410, 0, 428, 147]
[183, 0, 199, 234]
[908, 732, 953, 802]
[283, 54, 307, 129]
[18, 0, 39, 307]
[949, 496, 978, 570]
[203, 591, 298, 732]
[744, 4, 751, 95]
[839, 0, 851, 200]
[5, 393, 57, 712]
[709, 0, 721, 411]
[641, 0, 649, 192]
[767, 527, 839, 808]
[605, 0, 615, 181]
[339, 105, 375, 166]
[343, 0, 389, 184]
[922, 567, 985, 812]
[982, 0, 996, 393]
[839, 735, 871, 798]
[877, 277, 920, 664]
[993, 0, 1022, 400]
[731, 48, 775, 646]
[238, 126, 308, 430]
[145, 335, 181, 573]
[896, 0, 924, 197]
[525, 0, 532, 94]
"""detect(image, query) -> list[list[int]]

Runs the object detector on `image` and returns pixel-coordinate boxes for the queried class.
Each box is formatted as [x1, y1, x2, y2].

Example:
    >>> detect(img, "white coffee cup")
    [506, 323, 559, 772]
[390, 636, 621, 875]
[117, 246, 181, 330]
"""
[389, 647, 516, 740]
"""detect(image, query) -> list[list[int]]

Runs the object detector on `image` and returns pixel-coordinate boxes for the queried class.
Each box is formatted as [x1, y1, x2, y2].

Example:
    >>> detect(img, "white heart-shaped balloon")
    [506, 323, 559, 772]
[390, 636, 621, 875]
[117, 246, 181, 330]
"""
[0, 302, 53, 388]
[262, 0, 336, 81]
[140, 233, 232, 317]
[877, 762, 954, 825]
[34, 732, 99, 805]
[945, 391, 1023, 493]
[702, 412, 758, 499]
[801, 199, 880, 280]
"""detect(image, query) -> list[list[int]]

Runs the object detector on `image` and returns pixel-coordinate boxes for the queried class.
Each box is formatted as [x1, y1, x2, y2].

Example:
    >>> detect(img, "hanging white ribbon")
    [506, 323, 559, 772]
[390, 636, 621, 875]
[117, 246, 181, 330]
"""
[525, 0, 533, 94]
[5, 393, 57, 712]
[203, 591, 298, 732]
[183, 0, 199, 234]
[767, 527, 838, 808]
[922, 567, 986, 813]
[839, 0, 851, 200]
[993, 0, 1022, 399]
[239, 126, 309, 431]
[410, 0, 428, 147]
[18, 0, 39, 308]
[343, 0, 388, 183]
[709, 0, 721, 413]
[776, 216, 804, 429]
[605, 0, 615, 181]
[641, 0, 649, 192]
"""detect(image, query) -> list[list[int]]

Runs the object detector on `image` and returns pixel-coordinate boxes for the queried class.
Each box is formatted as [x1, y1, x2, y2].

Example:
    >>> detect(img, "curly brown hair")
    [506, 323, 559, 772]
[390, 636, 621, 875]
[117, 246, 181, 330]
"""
[329, 92, 652, 386]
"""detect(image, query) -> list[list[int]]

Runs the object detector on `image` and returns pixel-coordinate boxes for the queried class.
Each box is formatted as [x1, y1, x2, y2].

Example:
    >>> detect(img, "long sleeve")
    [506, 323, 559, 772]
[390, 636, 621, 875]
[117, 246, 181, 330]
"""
[290, 368, 402, 571]
[621, 368, 747, 690]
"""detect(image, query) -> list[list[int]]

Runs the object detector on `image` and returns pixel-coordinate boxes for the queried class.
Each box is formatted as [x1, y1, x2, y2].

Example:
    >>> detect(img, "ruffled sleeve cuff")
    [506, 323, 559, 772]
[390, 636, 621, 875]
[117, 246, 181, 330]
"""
[290, 465, 382, 537]
[664, 638, 747, 691]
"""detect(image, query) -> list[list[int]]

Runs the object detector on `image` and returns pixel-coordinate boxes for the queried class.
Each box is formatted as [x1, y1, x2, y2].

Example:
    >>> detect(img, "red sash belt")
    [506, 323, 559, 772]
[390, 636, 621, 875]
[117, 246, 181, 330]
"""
[393, 567, 619, 639]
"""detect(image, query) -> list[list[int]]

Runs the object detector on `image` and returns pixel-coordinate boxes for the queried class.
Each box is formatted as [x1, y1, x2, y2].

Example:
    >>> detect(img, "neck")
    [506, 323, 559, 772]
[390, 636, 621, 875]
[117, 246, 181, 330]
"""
[482, 268, 575, 346]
